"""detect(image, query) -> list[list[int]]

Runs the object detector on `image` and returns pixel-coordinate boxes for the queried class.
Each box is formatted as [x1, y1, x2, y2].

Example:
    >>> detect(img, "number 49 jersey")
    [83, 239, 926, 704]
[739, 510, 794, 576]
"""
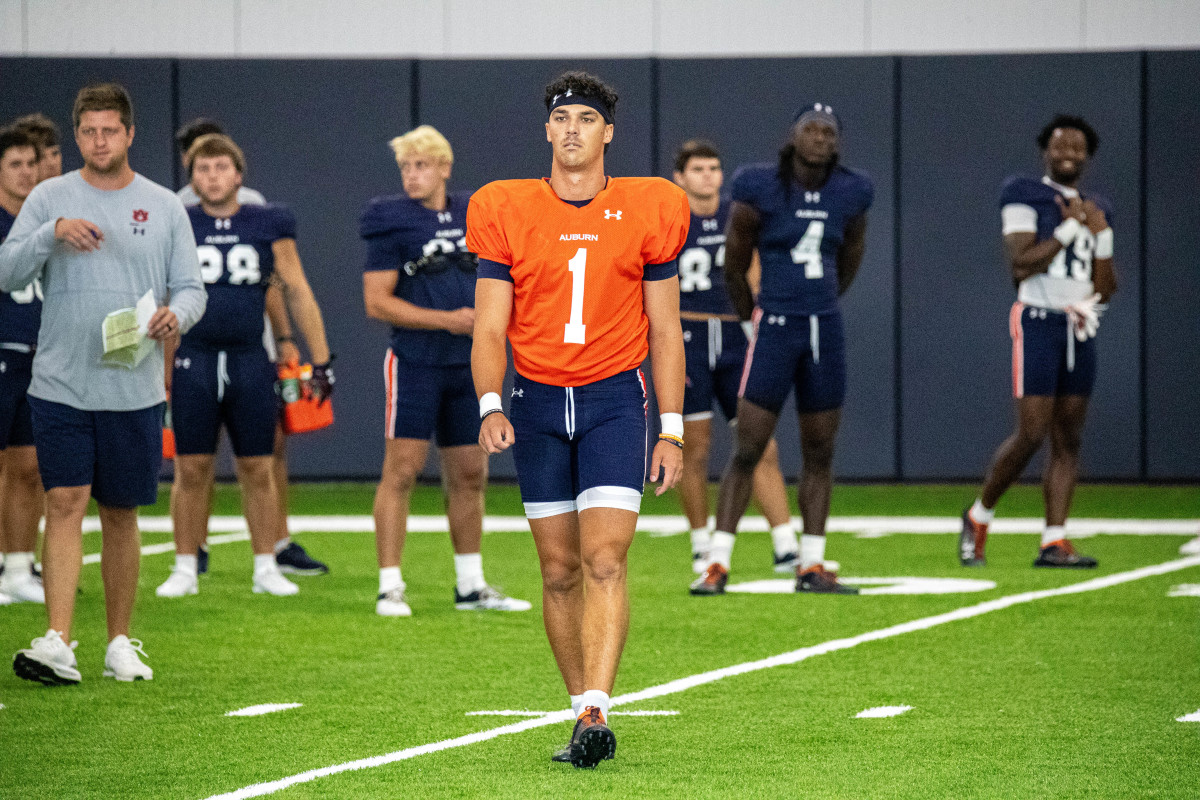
[185, 203, 295, 350]
[678, 198, 734, 315]
[468, 177, 690, 387]
[0, 207, 42, 349]
[1000, 175, 1113, 310]
[731, 163, 874, 317]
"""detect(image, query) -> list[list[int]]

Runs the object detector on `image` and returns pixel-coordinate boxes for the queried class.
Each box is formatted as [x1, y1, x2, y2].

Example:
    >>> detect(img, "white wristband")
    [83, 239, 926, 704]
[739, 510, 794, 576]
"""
[1095, 227, 1113, 259]
[660, 412, 683, 438]
[479, 392, 502, 418]
[1053, 217, 1081, 247]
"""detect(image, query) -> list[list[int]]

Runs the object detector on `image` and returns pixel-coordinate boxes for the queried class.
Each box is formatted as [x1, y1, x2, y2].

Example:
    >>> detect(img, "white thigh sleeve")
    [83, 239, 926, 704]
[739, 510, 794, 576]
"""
[576, 486, 642, 514]
[524, 500, 577, 519]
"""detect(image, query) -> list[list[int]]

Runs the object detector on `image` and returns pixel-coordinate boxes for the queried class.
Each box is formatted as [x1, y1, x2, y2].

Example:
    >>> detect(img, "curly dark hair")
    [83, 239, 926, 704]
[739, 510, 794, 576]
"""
[673, 139, 721, 173]
[543, 70, 618, 121]
[1037, 114, 1099, 156]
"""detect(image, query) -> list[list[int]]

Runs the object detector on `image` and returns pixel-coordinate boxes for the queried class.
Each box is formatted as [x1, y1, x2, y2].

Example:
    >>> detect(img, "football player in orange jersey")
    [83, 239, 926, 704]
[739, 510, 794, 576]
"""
[468, 71, 689, 769]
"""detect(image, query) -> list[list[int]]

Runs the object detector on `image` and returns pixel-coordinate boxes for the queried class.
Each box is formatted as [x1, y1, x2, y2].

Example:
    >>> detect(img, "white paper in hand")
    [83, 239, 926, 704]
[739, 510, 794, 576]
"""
[101, 289, 158, 369]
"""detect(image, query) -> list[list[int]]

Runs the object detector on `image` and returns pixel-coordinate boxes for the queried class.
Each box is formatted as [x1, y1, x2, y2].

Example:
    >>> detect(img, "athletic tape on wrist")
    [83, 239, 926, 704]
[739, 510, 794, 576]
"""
[660, 412, 683, 438]
[1053, 217, 1082, 247]
[479, 392, 502, 418]
[1095, 227, 1113, 259]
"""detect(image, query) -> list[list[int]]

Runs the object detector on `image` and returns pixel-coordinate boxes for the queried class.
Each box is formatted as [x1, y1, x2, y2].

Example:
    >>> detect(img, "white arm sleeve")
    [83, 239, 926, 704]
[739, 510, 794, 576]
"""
[1001, 203, 1038, 236]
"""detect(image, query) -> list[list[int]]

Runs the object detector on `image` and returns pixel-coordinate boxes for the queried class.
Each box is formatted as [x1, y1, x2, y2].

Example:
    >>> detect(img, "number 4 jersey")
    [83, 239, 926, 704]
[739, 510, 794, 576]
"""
[731, 163, 874, 317]
[468, 177, 690, 387]
[0, 207, 42, 351]
[186, 203, 294, 350]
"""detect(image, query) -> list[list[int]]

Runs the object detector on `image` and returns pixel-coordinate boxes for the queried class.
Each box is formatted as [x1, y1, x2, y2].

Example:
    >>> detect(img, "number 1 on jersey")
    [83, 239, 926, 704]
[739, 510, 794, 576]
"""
[564, 248, 587, 344]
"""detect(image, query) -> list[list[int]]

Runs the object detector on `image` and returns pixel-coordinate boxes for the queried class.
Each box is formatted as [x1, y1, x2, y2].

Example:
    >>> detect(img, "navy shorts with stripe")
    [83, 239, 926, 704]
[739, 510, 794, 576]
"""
[683, 318, 748, 421]
[739, 309, 846, 414]
[172, 344, 277, 457]
[383, 349, 478, 448]
[0, 349, 35, 449]
[28, 396, 162, 508]
[1010, 302, 1096, 398]
[509, 368, 648, 505]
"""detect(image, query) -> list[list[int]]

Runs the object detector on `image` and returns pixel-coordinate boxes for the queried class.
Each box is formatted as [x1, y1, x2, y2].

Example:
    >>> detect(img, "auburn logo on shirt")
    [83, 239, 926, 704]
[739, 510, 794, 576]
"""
[133, 209, 149, 222]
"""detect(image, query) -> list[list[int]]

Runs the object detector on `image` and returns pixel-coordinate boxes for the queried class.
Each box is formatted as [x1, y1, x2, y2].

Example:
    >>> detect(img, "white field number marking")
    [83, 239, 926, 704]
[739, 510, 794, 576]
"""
[1167, 584, 1200, 597]
[856, 705, 913, 719]
[1176, 710, 1200, 722]
[226, 704, 303, 718]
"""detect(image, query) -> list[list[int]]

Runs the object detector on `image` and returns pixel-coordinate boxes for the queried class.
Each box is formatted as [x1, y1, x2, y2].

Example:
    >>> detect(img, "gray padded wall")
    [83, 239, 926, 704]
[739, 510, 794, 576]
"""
[898, 53, 1143, 480]
[1145, 51, 1200, 479]
[657, 57, 897, 480]
[177, 59, 413, 480]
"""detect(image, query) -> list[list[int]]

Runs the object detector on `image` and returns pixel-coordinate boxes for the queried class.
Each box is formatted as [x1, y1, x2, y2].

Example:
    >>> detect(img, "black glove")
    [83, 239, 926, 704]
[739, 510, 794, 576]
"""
[310, 356, 335, 405]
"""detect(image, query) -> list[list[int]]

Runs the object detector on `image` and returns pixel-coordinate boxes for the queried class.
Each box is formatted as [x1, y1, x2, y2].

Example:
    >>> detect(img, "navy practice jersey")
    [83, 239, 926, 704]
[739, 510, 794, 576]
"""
[678, 198, 735, 315]
[184, 203, 295, 350]
[0, 207, 42, 348]
[359, 191, 474, 366]
[1000, 175, 1113, 310]
[731, 164, 874, 316]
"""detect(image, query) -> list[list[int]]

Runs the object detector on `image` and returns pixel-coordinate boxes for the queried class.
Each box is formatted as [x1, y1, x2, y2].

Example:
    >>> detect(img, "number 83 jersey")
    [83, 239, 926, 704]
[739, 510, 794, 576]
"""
[185, 203, 295, 350]
[731, 163, 874, 317]
[468, 177, 690, 387]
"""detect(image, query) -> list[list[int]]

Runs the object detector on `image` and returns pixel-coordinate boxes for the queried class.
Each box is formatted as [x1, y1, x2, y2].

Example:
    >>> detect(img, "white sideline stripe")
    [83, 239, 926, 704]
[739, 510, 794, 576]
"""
[1176, 710, 1200, 722]
[226, 703, 302, 718]
[856, 705, 913, 718]
[1167, 583, 1200, 597]
[82, 514, 1200, 536]
[203, 554, 1200, 800]
[465, 710, 678, 718]
[81, 532, 248, 566]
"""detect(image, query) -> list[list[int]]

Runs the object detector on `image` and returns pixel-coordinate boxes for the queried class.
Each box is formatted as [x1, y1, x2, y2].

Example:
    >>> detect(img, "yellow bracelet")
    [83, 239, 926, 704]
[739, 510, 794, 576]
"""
[658, 433, 684, 449]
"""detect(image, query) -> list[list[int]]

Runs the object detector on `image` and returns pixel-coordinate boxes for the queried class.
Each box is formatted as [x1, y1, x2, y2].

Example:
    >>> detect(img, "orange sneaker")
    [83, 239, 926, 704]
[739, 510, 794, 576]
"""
[689, 562, 728, 595]
[795, 564, 858, 594]
[1034, 539, 1097, 568]
[959, 508, 988, 566]
[570, 706, 616, 769]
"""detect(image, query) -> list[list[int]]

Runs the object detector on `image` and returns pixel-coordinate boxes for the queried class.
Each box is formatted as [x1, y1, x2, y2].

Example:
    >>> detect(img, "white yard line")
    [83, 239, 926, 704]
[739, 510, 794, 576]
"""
[202, 554, 1200, 800]
[226, 704, 303, 718]
[856, 706, 913, 718]
[465, 710, 678, 718]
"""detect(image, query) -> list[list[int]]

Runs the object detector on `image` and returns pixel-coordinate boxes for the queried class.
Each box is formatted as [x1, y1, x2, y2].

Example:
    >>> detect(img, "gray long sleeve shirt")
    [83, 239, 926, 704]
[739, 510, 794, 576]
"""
[0, 171, 206, 411]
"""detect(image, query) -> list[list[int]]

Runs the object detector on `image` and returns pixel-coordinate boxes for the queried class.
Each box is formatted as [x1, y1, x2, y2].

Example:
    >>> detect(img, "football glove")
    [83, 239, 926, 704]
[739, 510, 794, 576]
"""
[1065, 293, 1103, 342]
[311, 357, 335, 405]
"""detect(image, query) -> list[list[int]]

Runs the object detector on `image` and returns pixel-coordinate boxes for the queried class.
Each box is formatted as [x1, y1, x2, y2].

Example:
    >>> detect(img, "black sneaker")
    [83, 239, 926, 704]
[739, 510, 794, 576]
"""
[197, 546, 209, 575]
[773, 551, 800, 573]
[276, 542, 329, 575]
[689, 563, 728, 595]
[796, 565, 859, 594]
[552, 711, 616, 764]
[959, 508, 988, 567]
[570, 707, 616, 769]
[1033, 540, 1097, 568]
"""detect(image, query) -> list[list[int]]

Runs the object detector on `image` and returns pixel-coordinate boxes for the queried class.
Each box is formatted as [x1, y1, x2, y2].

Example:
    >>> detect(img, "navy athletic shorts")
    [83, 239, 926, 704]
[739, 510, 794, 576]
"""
[382, 348, 478, 448]
[172, 344, 277, 457]
[0, 349, 35, 449]
[682, 318, 748, 422]
[28, 395, 162, 508]
[739, 308, 846, 414]
[1009, 302, 1096, 398]
[509, 368, 648, 509]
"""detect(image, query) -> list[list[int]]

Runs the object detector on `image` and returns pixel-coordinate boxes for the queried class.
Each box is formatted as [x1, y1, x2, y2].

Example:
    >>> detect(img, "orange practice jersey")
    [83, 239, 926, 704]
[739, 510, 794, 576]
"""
[468, 177, 689, 387]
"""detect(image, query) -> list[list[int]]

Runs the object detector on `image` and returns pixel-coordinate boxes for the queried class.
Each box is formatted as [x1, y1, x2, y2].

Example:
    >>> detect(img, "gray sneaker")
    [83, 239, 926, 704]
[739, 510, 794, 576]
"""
[454, 585, 532, 611]
[14, 629, 81, 686]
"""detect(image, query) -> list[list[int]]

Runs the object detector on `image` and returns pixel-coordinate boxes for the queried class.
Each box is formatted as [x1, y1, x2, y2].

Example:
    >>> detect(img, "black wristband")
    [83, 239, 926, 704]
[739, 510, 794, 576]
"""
[481, 408, 506, 422]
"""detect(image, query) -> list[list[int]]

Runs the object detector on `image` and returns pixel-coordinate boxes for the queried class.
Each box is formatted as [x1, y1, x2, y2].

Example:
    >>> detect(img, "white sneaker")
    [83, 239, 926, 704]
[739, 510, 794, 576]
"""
[376, 587, 412, 617]
[1181, 536, 1200, 556]
[0, 590, 13, 606]
[0, 568, 45, 603]
[454, 584, 533, 611]
[253, 567, 299, 596]
[103, 635, 153, 682]
[155, 569, 198, 598]
[13, 629, 81, 685]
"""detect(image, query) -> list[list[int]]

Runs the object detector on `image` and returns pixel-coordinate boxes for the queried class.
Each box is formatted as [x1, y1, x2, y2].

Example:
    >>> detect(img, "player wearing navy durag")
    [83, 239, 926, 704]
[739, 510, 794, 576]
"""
[691, 103, 872, 596]
[362, 125, 529, 617]
[960, 115, 1116, 569]
[156, 133, 334, 599]
[670, 140, 798, 574]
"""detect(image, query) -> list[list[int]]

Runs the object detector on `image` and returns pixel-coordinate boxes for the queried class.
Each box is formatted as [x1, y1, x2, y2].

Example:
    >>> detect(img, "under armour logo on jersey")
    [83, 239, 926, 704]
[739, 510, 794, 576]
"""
[767, 315, 787, 326]
[438, 212, 452, 223]
[702, 219, 719, 231]
[215, 218, 231, 230]
[604, 209, 622, 220]
[175, 357, 192, 369]
[511, 388, 524, 398]
[804, 192, 821, 204]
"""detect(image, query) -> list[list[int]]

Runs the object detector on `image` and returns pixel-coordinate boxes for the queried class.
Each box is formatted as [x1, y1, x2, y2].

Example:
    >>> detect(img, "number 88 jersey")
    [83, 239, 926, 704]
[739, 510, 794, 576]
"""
[678, 199, 734, 316]
[185, 203, 295, 350]
[731, 163, 874, 317]
[468, 177, 690, 387]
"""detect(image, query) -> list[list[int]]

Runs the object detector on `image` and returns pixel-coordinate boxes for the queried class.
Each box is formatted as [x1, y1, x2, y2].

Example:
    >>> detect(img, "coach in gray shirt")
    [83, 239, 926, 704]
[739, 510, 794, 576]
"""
[0, 83, 205, 687]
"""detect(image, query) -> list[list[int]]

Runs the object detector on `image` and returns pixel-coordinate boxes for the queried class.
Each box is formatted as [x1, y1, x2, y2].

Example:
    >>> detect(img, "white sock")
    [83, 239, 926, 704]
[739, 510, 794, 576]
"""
[253, 553, 277, 575]
[273, 537, 291, 555]
[453, 552, 486, 596]
[1042, 525, 1066, 547]
[580, 689, 610, 719]
[800, 534, 826, 569]
[4, 552, 34, 575]
[970, 499, 995, 525]
[570, 693, 585, 717]
[709, 531, 736, 569]
[771, 523, 798, 557]
[173, 553, 198, 577]
[379, 566, 404, 594]
[689, 527, 711, 554]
